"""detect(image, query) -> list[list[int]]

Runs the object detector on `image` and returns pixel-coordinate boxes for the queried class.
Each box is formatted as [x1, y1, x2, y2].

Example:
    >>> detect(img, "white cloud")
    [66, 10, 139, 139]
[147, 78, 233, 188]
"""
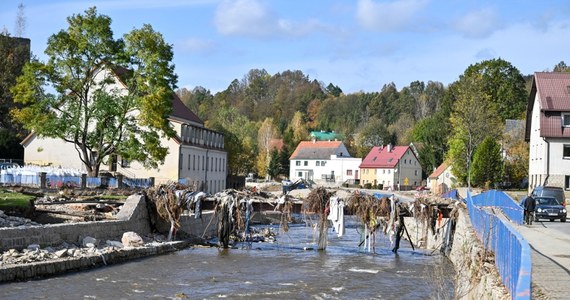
[355, 0, 428, 32]
[214, 0, 333, 39]
[454, 8, 503, 39]
[177, 38, 217, 54]
[214, 0, 280, 38]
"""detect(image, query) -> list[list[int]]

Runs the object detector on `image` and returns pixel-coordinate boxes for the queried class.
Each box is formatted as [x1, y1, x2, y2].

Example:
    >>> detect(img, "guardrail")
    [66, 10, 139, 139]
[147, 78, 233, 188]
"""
[471, 189, 524, 225]
[467, 190, 531, 299]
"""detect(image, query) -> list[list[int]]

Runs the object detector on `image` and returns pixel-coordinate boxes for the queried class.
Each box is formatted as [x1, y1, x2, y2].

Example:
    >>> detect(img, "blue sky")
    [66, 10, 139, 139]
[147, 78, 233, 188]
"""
[1, 0, 570, 94]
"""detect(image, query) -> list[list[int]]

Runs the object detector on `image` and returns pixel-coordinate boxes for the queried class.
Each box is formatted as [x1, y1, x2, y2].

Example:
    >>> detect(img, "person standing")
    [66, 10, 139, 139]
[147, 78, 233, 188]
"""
[523, 195, 536, 225]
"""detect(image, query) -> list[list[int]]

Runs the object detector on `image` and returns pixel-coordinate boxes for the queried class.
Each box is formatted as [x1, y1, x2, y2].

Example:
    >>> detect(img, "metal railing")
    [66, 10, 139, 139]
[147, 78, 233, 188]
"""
[1, 173, 151, 189]
[467, 190, 531, 299]
[471, 189, 524, 225]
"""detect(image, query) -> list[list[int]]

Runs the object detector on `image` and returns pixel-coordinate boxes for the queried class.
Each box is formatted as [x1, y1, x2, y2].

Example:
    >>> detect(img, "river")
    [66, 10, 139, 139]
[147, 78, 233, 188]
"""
[0, 221, 455, 299]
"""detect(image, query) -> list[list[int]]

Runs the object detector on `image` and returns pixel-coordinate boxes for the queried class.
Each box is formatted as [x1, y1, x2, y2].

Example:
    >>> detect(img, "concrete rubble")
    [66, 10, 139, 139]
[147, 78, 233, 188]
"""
[0, 233, 165, 267]
[0, 210, 41, 228]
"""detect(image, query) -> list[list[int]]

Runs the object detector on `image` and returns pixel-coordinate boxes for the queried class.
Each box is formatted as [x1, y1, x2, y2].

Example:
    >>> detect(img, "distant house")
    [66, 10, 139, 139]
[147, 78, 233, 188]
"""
[427, 162, 456, 195]
[21, 66, 227, 193]
[359, 144, 422, 190]
[525, 72, 570, 191]
[289, 141, 361, 184]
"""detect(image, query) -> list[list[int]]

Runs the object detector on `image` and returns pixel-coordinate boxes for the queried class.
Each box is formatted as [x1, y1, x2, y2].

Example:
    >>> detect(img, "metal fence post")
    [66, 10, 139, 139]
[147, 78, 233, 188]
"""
[40, 172, 47, 189]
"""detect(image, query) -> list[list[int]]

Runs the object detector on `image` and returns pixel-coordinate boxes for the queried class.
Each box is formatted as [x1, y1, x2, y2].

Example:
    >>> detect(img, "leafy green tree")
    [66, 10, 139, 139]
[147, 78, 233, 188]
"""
[207, 106, 257, 175]
[267, 148, 281, 179]
[461, 58, 527, 121]
[11, 7, 176, 176]
[0, 34, 29, 159]
[447, 74, 502, 187]
[325, 83, 342, 97]
[471, 136, 503, 188]
[353, 118, 390, 158]
[411, 112, 449, 177]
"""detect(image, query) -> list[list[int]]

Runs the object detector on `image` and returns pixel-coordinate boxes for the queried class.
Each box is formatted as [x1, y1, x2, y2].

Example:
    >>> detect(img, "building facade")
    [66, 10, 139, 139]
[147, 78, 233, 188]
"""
[359, 145, 422, 190]
[525, 72, 570, 192]
[289, 141, 361, 185]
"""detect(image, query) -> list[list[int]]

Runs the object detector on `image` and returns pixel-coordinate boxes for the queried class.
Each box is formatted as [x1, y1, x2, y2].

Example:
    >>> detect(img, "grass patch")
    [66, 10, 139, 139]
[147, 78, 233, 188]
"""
[0, 190, 35, 209]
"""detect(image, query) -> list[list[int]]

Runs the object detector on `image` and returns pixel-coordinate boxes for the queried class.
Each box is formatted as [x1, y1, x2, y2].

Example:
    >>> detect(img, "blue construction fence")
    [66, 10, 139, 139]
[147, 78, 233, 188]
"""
[467, 190, 531, 300]
[471, 189, 525, 225]
[0, 173, 153, 189]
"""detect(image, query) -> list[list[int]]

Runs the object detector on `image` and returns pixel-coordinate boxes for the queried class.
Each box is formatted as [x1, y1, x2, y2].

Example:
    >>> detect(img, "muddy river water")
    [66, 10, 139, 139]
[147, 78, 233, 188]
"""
[0, 222, 455, 299]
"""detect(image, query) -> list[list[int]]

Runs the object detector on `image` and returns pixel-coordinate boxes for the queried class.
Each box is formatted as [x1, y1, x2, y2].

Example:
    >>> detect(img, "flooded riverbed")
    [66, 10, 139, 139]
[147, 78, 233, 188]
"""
[0, 222, 455, 299]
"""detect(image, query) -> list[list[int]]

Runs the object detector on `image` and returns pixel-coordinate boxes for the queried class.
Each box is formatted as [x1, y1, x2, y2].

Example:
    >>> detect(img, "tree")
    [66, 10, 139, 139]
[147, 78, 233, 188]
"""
[11, 7, 177, 176]
[267, 148, 281, 179]
[447, 74, 502, 188]
[471, 136, 503, 188]
[411, 112, 449, 177]
[462, 58, 527, 121]
[0, 33, 30, 159]
[14, 3, 26, 37]
[353, 118, 390, 158]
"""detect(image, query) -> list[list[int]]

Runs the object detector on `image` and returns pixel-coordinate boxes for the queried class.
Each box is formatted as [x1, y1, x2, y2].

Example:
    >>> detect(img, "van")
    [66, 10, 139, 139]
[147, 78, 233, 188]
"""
[531, 186, 566, 207]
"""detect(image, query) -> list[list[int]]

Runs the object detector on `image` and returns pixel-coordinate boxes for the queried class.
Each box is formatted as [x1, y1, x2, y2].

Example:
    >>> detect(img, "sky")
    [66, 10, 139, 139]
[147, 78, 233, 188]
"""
[1, 0, 570, 94]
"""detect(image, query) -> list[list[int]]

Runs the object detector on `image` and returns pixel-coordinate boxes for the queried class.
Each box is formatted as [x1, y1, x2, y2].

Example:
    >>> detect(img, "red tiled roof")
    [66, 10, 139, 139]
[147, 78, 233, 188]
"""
[359, 145, 409, 169]
[535, 72, 570, 111]
[526, 72, 570, 139]
[290, 141, 343, 160]
[428, 162, 448, 179]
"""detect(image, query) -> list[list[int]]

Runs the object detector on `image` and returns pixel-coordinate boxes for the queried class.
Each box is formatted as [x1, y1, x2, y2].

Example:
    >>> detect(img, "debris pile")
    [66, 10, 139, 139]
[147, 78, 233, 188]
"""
[0, 210, 41, 228]
[0, 233, 167, 266]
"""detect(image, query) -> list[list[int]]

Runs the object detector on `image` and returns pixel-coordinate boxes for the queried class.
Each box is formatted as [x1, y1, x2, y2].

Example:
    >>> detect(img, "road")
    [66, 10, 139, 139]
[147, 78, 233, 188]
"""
[514, 219, 570, 299]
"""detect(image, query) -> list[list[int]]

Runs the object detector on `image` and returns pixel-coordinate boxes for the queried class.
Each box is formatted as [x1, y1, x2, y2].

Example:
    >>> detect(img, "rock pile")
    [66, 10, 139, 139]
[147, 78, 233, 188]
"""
[0, 210, 41, 228]
[0, 233, 163, 267]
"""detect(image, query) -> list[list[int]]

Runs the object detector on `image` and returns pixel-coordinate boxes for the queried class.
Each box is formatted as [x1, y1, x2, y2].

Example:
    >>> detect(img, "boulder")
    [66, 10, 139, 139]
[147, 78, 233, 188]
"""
[82, 236, 98, 247]
[55, 249, 68, 258]
[122, 232, 144, 247]
[106, 240, 124, 248]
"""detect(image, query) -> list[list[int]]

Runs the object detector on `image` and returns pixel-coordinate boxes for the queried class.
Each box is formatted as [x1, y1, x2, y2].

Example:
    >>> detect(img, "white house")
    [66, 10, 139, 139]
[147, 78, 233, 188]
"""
[525, 72, 570, 192]
[289, 141, 361, 185]
[427, 162, 456, 195]
[359, 145, 422, 190]
[21, 66, 227, 193]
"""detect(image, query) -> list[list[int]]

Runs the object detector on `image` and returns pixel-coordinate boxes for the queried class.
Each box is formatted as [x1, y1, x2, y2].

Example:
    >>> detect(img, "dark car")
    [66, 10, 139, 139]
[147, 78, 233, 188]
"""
[533, 196, 567, 222]
[531, 186, 566, 207]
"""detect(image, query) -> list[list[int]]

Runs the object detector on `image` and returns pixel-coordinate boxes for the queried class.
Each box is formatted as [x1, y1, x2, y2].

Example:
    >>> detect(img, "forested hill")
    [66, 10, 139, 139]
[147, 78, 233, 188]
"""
[176, 58, 560, 186]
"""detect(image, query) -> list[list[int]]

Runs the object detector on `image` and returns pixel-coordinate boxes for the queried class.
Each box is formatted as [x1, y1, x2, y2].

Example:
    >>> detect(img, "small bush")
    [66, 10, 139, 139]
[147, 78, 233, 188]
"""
[364, 183, 372, 189]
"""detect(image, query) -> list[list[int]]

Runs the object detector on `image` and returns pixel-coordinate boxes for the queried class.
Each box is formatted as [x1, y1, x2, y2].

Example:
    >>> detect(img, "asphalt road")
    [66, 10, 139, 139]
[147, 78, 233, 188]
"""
[515, 219, 570, 299]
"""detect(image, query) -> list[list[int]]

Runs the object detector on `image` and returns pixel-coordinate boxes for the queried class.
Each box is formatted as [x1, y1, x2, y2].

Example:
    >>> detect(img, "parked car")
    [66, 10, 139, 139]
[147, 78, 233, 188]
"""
[533, 196, 567, 222]
[531, 186, 566, 207]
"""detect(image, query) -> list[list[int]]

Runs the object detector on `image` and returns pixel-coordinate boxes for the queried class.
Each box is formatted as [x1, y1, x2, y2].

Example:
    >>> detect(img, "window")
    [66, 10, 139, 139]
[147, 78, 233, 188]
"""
[388, 170, 391, 174]
[564, 145, 570, 159]
[304, 161, 308, 166]
[566, 176, 570, 190]
[414, 170, 418, 176]
[179, 154, 183, 170]
[298, 172, 302, 177]
[316, 161, 320, 166]
[188, 154, 191, 170]
[296, 161, 301, 166]
[121, 158, 131, 168]
[383, 170, 385, 174]
[321, 161, 325, 166]
[202, 156, 205, 170]
[564, 114, 570, 127]
[347, 170, 352, 176]
[193, 155, 196, 170]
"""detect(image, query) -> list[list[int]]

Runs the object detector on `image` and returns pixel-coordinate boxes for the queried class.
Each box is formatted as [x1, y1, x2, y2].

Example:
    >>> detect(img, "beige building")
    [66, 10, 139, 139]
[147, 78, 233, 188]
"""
[21, 67, 227, 193]
[359, 144, 422, 190]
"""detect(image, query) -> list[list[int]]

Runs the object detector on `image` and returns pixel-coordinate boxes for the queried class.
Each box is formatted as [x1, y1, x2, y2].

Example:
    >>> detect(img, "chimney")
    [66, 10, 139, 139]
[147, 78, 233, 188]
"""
[387, 144, 392, 152]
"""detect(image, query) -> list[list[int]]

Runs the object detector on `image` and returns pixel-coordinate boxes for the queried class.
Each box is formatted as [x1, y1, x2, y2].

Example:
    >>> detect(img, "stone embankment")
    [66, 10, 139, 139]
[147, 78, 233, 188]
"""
[405, 201, 510, 299]
[0, 194, 216, 282]
[0, 210, 41, 227]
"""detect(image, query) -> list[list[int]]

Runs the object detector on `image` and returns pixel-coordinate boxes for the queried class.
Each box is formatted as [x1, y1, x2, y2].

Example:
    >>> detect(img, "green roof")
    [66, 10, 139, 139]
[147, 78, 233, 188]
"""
[310, 131, 342, 141]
